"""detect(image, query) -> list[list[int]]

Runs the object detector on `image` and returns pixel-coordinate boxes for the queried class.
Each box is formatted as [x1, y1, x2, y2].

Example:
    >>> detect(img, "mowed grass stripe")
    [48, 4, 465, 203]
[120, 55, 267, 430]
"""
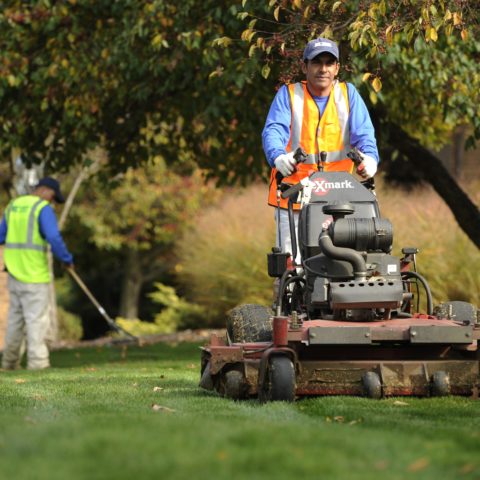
[1, 342, 479, 480]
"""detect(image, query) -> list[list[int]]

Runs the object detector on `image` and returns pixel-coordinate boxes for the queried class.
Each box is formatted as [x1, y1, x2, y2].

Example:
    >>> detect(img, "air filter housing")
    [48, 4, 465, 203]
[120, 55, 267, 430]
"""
[328, 218, 393, 253]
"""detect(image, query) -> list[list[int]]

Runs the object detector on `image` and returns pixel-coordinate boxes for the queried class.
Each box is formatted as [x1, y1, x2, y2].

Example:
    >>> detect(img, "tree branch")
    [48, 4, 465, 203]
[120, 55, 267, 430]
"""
[388, 124, 480, 249]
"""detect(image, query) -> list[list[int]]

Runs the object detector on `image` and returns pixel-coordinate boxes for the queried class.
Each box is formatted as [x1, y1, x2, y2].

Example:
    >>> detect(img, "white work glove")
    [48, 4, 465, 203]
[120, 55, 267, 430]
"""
[356, 153, 378, 178]
[274, 152, 297, 177]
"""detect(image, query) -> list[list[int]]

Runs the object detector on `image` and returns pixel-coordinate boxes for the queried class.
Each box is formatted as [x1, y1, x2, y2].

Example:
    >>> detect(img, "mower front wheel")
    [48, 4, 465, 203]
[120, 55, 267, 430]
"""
[261, 355, 296, 402]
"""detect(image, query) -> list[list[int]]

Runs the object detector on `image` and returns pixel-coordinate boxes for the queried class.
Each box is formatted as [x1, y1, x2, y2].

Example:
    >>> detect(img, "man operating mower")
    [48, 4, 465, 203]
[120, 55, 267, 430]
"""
[262, 37, 380, 259]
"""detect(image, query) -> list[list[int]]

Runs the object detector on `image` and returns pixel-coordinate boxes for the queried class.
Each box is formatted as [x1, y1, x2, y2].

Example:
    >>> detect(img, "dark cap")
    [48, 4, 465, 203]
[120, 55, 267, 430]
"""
[303, 38, 339, 61]
[36, 177, 65, 204]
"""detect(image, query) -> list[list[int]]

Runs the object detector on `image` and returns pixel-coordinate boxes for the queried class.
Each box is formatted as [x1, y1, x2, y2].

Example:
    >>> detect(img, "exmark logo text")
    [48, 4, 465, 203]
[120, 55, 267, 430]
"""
[312, 178, 354, 196]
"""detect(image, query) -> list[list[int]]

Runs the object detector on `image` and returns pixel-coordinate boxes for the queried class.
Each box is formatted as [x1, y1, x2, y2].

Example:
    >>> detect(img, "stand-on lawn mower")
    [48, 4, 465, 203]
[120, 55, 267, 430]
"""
[199, 149, 479, 401]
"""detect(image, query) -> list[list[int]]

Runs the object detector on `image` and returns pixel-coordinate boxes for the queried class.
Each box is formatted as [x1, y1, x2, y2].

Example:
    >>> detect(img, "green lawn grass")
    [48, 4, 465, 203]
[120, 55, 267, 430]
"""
[1, 341, 479, 480]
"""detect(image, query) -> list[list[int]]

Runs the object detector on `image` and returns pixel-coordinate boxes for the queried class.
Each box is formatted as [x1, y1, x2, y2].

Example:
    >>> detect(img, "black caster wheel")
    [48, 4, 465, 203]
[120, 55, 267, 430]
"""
[431, 371, 450, 397]
[224, 369, 247, 400]
[261, 355, 296, 402]
[362, 371, 382, 399]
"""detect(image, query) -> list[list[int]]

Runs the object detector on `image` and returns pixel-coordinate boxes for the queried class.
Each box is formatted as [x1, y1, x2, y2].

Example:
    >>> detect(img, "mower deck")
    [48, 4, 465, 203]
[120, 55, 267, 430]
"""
[200, 316, 480, 399]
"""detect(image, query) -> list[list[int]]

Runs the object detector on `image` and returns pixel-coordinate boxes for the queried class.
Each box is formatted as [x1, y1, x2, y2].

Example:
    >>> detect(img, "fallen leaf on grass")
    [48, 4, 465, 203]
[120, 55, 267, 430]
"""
[187, 364, 196, 369]
[374, 460, 389, 470]
[407, 457, 430, 472]
[153, 386, 164, 392]
[216, 450, 228, 461]
[348, 419, 362, 425]
[85, 367, 97, 372]
[132, 382, 138, 387]
[393, 400, 409, 406]
[325, 416, 361, 425]
[459, 464, 476, 475]
[15, 378, 26, 384]
[151, 404, 175, 413]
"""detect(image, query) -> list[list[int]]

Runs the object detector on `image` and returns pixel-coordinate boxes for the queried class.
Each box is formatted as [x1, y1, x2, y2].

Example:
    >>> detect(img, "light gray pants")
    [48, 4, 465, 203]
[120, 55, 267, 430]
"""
[275, 209, 301, 265]
[2, 275, 50, 370]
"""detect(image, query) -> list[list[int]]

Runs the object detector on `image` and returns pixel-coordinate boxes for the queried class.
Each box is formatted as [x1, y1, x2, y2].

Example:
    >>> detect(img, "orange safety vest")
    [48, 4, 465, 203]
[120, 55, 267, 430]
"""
[268, 80, 353, 209]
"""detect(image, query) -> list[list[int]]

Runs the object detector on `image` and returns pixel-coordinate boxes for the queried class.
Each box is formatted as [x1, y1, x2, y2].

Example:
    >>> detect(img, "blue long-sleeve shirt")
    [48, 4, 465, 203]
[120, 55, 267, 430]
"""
[262, 82, 379, 167]
[0, 203, 73, 264]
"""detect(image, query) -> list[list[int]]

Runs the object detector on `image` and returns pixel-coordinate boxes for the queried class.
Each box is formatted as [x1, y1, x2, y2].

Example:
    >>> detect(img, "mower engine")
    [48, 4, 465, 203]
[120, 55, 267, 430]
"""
[306, 202, 404, 321]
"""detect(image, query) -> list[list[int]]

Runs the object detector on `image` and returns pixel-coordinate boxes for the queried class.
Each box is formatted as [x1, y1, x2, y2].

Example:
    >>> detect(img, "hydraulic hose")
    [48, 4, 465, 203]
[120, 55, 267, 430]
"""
[278, 275, 305, 316]
[401, 270, 433, 315]
[276, 269, 301, 315]
[318, 230, 367, 281]
[288, 199, 298, 265]
[283, 276, 305, 290]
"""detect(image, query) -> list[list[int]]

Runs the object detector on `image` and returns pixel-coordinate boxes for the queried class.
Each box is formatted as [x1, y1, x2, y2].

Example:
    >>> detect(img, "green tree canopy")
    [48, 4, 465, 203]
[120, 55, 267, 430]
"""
[0, 1, 267, 179]
[1, 1, 478, 244]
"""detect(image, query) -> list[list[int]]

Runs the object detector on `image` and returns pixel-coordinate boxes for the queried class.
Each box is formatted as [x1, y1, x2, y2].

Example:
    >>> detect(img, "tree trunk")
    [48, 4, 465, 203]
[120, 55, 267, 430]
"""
[388, 125, 480, 249]
[119, 249, 143, 319]
[452, 127, 466, 179]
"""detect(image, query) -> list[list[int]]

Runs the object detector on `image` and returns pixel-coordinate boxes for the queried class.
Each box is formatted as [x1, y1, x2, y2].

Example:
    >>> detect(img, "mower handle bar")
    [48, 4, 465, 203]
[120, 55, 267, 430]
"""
[280, 181, 305, 200]
[280, 148, 375, 200]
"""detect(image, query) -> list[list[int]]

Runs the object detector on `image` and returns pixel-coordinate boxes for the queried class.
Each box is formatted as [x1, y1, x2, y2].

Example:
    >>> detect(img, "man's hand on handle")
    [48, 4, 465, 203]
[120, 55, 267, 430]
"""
[356, 153, 378, 179]
[274, 152, 297, 177]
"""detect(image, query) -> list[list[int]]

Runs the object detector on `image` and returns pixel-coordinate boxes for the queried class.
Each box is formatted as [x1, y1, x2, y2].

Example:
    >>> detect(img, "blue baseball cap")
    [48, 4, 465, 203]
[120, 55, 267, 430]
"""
[36, 177, 65, 204]
[303, 38, 339, 61]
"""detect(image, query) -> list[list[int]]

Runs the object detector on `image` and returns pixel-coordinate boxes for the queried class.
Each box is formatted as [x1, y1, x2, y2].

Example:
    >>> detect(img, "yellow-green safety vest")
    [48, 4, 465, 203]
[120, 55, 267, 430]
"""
[3, 195, 50, 283]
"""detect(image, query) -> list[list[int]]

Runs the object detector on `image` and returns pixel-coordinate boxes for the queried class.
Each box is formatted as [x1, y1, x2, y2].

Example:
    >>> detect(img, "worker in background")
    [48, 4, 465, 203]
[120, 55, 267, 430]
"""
[0, 177, 74, 370]
[262, 37, 379, 258]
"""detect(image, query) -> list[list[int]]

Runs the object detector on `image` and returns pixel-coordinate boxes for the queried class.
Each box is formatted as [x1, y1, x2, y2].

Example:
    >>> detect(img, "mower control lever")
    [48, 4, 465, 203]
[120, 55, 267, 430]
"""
[347, 147, 363, 166]
[275, 147, 308, 185]
[347, 147, 376, 191]
[280, 177, 308, 200]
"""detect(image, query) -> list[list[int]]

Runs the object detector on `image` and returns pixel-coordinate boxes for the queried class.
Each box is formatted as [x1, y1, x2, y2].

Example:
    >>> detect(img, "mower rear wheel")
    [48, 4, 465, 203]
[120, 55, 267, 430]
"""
[226, 304, 273, 343]
[262, 355, 296, 402]
[362, 372, 382, 399]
